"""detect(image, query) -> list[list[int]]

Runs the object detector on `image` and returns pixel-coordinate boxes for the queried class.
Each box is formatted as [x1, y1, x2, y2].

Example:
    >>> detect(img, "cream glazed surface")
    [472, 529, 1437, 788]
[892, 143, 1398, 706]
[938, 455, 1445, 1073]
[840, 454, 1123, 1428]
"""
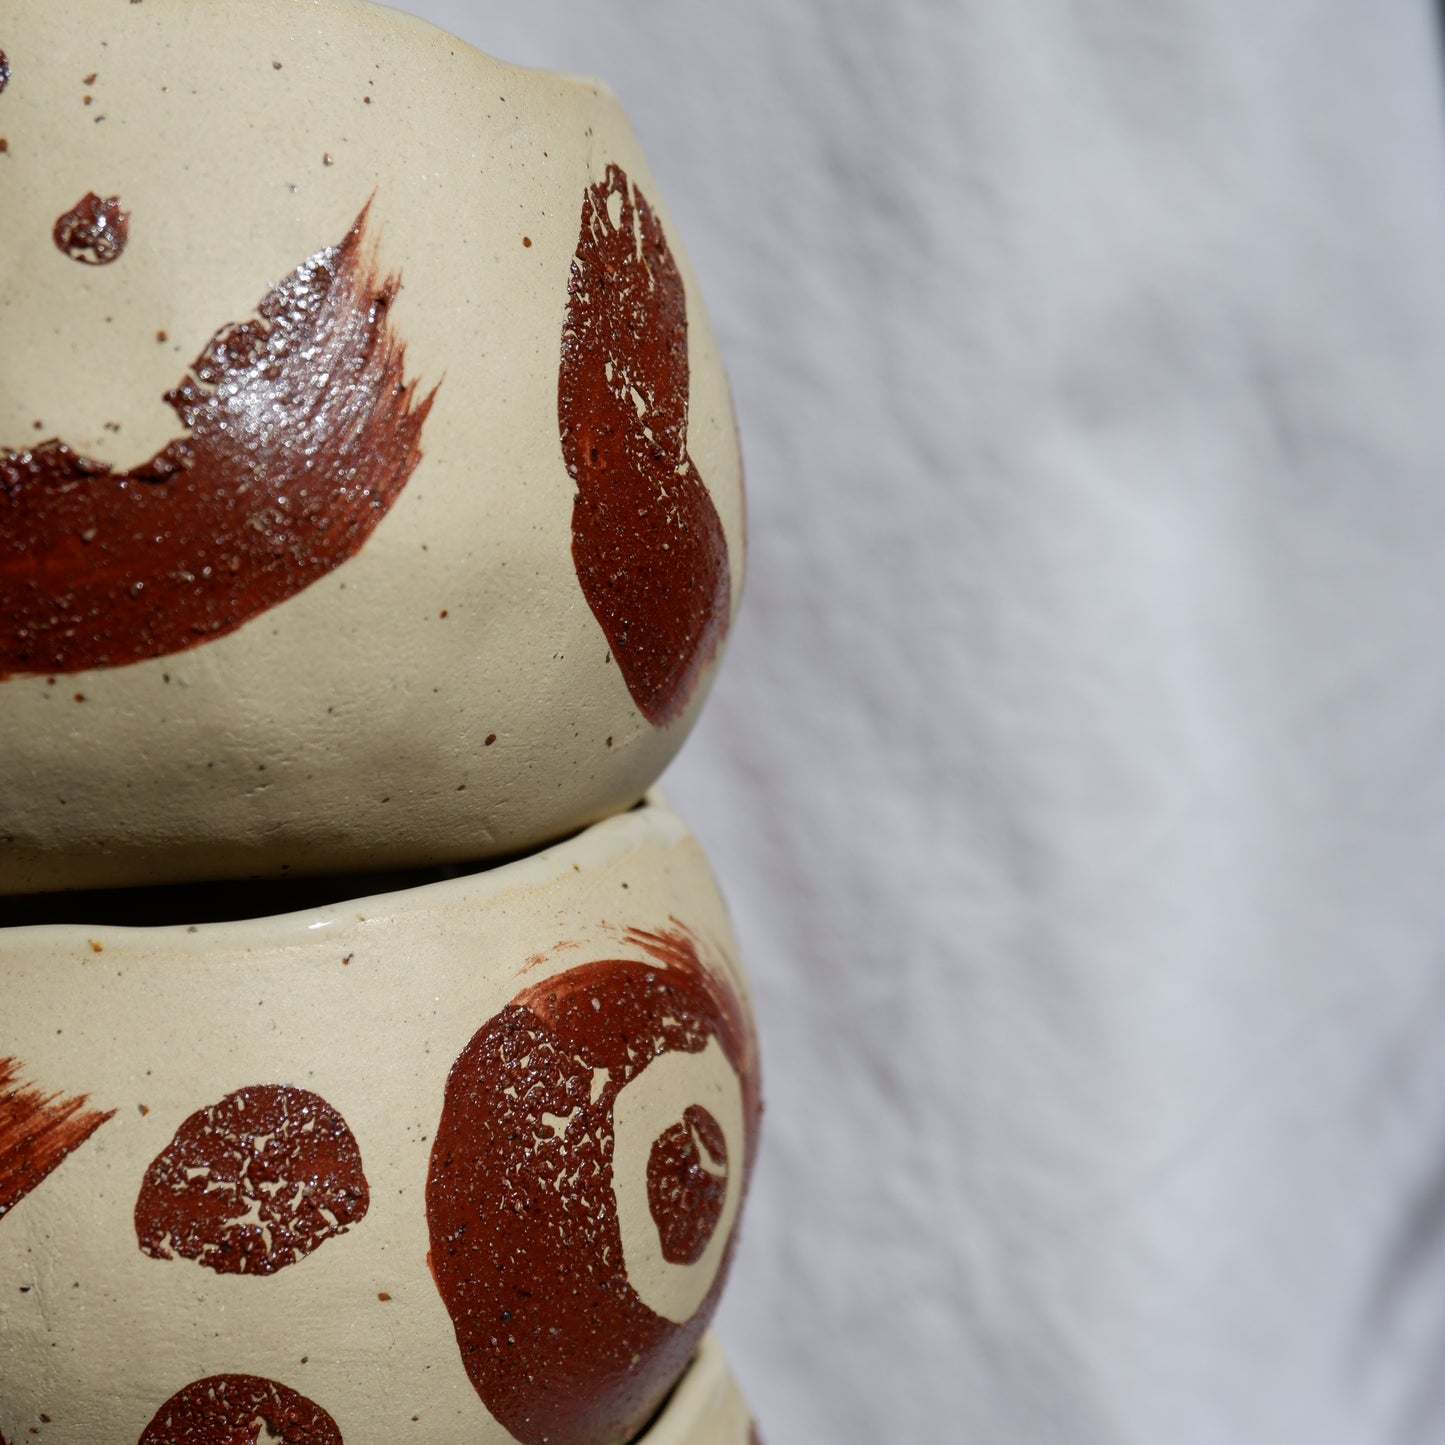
[0, 796, 761, 1444]
[0, 0, 744, 893]
[641, 1335, 760, 1445]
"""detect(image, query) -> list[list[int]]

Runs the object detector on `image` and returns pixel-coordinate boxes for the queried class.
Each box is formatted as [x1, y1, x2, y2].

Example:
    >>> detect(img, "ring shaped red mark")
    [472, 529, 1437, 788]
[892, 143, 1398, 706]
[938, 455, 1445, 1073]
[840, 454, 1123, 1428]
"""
[647, 1102, 729, 1265]
[0, 1056, 115, 1223]
[135, 1085, 369, 1276]
[53, 192, 129, 265]
[426, 925, 760, 1445]
[1, 200, 436, 680]
[559, 164, 731, 727]
[139, 1374, 342, 1445]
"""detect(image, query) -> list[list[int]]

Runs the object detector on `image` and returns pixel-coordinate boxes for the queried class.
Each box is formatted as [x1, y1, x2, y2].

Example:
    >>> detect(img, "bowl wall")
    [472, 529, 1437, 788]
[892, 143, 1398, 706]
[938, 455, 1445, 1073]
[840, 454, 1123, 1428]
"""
[0, 796, 761, 1445]
[0, 0, 745, 893]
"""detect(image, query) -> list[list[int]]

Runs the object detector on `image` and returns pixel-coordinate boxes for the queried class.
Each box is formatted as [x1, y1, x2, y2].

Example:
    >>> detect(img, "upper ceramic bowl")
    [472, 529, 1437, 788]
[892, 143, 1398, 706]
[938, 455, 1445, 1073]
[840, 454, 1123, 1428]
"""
[0, 793, 761, 1444]
[0, 0, 744, 893]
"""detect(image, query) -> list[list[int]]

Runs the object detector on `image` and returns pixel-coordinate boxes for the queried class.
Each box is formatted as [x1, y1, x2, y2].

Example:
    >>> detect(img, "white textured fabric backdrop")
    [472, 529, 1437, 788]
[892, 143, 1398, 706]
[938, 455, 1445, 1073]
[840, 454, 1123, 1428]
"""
[395, 3, 1445, 1440]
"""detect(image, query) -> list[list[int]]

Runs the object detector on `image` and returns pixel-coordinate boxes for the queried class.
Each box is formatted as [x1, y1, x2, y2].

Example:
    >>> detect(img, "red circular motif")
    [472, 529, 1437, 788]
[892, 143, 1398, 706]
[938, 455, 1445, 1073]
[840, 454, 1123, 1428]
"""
[135, 1085, 368, 1276]
[426, 927, 760, 1445]
[139, 1374, 341, 1444]
[647, 1103, 729, 1265]
[52, 192, 130, 266]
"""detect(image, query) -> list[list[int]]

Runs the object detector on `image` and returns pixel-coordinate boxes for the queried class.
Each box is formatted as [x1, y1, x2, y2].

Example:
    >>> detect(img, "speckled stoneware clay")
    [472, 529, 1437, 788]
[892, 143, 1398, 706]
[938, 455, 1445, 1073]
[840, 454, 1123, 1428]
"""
[0, 796, 762, 1444]
[0, 0, 744, 894]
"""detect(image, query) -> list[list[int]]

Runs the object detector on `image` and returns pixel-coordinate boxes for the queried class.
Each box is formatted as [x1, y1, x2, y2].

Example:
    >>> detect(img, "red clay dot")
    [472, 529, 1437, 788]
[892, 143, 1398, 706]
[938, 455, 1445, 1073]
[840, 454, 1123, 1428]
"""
[135, 1085, 370, 1277]
[522, 236, 532, 248]
[378, 1291, 392, 1301]
[139, 1375, 341, 1445]
[647, 1105, 729, 1264]
[53, 191, 130, 265]
[485, 733, 497, 746]
[73, 693, 85, 703]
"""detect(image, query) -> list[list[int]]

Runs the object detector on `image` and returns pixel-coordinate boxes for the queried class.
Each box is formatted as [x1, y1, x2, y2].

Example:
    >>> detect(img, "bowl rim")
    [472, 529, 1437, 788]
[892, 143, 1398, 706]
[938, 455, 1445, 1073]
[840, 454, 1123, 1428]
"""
[115, 0, 618, 98]
[0, 788, 683, 945]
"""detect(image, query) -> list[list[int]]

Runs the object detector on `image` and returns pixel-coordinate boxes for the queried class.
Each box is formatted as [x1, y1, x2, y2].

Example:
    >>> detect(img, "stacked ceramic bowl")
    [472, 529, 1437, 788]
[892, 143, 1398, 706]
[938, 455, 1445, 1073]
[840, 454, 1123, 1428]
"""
[0, 3, 761, 1442]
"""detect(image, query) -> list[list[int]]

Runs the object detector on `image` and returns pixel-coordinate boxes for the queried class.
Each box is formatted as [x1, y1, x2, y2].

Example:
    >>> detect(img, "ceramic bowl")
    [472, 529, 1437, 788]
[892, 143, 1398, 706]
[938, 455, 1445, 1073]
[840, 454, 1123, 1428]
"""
[0, 0, 745, 893]
[642, 1335, 759, 1445]
[0, 795, 761, 1445]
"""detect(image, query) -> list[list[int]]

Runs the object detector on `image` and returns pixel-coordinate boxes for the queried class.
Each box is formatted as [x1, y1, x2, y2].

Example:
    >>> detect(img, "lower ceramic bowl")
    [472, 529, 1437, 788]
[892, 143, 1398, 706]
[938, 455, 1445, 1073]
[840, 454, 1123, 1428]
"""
[0, 795, 760, 1445]
[645, 1334, 759, 1445]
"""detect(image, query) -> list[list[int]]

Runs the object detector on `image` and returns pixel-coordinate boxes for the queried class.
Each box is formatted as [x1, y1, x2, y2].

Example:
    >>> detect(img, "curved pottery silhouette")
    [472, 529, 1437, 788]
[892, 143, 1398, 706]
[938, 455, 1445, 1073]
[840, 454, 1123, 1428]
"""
[0, 0, 744, 895]
[0, 797, 760, 1444]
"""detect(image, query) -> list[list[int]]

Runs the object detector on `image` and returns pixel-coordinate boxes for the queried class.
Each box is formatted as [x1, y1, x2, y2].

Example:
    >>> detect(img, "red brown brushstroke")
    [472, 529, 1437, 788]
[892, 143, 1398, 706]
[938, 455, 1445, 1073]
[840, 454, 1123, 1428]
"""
[53, 191, 130, 265]
[648, 1103, 728, 1265]
[0, 1056, 115, 1223]
[135, 1084, 369, 1276]
[139, 1374, 342, 1444]
[0, 200, 435, 680]
[426, 924, 760, 1445]
[559, 164, 731, 727]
